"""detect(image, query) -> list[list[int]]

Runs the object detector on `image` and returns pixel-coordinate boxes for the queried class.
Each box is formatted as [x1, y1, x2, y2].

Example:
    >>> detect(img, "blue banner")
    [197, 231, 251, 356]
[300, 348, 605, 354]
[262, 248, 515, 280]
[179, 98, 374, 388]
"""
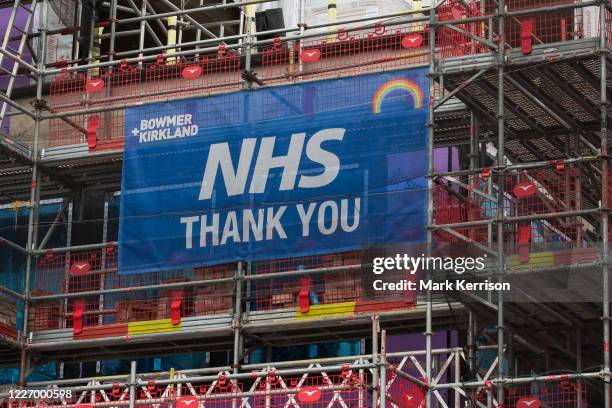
[119, 68, 429, 274]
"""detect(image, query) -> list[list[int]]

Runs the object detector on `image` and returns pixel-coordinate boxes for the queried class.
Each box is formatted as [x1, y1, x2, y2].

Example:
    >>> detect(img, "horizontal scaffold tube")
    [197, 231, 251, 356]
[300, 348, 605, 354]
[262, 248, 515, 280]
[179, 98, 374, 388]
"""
[17, 363, 377, 394]
[26, 346, 498, 387]
[3, 385, 371, 407]
[431, 370, 604, 390]
[43, 10, 430, 76]
[431, 208, 600, 230]
[29, 276, 235, 301]
[431, 155, 600, 178]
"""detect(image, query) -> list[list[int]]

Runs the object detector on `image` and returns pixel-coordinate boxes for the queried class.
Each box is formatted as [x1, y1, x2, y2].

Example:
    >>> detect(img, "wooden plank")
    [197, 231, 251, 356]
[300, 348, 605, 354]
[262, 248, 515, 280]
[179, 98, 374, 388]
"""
[509, 251, 554, 269]
[127, 319, 182, 335]
[354, 300, 415, 314]
[295, 302, 356, 320]
[74, 323, 128, 340]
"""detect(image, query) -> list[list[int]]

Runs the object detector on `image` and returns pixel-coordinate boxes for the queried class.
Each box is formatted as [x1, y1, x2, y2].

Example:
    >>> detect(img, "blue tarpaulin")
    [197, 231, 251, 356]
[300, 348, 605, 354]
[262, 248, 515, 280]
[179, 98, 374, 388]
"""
[119, 69, 429, 274]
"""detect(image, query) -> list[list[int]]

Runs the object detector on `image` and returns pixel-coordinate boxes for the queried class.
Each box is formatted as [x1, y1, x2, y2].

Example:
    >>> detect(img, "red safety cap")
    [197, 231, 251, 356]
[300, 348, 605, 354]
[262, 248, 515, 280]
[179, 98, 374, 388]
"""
[301, 48, 321, 63]
[85, 78, 105, 93]
[517, 397, 540, 408]
[176, 395, 199, 408]
[401, 33, 424, 48]
[70, 261, 91, 276]
[182, 65, 202, 79]
[513, 181, 537, 198]
[297, 387, 322, 403]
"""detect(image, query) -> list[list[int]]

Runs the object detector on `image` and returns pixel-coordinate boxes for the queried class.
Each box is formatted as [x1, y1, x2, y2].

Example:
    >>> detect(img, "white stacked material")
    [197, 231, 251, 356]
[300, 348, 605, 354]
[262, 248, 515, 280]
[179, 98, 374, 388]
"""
[255, 0, 421, 36]
[579, 5, 600, 39]
[33, 4, 73, 68]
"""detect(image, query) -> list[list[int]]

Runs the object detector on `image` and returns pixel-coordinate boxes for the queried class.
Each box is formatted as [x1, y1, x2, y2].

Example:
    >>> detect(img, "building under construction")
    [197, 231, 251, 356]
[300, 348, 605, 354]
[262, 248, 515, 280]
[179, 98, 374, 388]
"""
[0, 0, 610, 406]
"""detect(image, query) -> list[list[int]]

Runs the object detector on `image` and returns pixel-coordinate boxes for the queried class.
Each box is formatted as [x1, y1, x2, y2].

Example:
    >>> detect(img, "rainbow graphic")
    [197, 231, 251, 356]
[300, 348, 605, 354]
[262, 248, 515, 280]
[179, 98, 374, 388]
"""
[372, 78, 424, 113]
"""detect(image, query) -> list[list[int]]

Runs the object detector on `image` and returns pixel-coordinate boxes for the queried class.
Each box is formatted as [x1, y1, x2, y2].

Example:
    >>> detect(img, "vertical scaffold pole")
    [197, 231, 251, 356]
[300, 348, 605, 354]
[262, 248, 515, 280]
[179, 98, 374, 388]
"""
[454, 348, 461, 408]
[109, 0, 117, 63]
[380, 329, 387, 408]
[243, 4, 255, 79]
[426, 3, 436, 407]
[233, 261, 244, 408]
[371, 316, 379, 407]
[139, 0, 146, 67]
[19, 0, 48, 385]
[129, 361, 137, 408]
[496, 0, 506, 403]
[468, 311, 476, 374]
[600, 0, 610, 405]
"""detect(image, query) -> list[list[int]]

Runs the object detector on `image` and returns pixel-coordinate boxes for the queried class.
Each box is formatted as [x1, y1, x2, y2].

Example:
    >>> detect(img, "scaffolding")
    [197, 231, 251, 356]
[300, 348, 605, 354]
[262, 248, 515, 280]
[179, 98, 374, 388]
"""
[0, 0, 609, 406]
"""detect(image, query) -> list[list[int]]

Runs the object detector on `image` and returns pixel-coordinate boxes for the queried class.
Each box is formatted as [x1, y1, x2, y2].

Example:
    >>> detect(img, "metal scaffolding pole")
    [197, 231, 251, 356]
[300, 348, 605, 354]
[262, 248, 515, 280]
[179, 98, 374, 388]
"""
[109, 0, 117, 63]
[19, 0, 47, 385]
[380, 329, 387, 408]
[129, 361, 137, 408]
[432, 370, 604, 390]
[138, 0, 146, 67]
[426, 3, 437, 406]
[232, 261, 243, 408]
[371, 316, 379, 407]
[496, 0, 506, 404]
[600, 0, 610, 405]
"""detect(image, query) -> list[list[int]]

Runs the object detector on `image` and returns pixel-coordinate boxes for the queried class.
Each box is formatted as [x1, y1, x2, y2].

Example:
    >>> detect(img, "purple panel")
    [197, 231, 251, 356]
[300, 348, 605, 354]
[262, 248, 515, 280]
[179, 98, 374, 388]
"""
[433, 147, 460, 172]
[387, 331, 458, 353]
[0, 4, 35, 132]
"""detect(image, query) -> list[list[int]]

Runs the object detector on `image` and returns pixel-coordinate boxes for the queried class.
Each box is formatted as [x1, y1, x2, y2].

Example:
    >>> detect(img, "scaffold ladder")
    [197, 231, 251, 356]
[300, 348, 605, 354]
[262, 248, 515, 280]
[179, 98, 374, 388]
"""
[0, 0, 39, 129]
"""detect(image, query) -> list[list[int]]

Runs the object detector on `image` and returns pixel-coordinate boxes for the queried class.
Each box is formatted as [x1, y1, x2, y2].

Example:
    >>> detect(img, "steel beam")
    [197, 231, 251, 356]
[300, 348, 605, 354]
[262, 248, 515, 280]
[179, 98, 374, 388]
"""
[434, 69, 489, 110]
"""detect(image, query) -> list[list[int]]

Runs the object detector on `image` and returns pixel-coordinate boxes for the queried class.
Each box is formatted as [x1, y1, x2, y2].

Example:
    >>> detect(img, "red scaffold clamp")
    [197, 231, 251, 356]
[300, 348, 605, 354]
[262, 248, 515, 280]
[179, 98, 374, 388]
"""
[298, 277, 312, 313]
[170, 290, 182, 325]
[72, 299, 85, 335]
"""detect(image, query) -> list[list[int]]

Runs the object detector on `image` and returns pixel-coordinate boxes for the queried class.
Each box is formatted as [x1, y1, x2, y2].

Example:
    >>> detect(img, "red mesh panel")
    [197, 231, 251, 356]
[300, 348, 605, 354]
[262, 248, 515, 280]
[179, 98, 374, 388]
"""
[360, 26, 430, 73]
[133, 383, 244, 408]
[260, 39, 301, 84]
[503, 167, 582, 216]
[385, 369, 426, 408]
[437, 0, 489, 59]
[48, 70, 88, 147]
[261, 24, 430, 84]
[432, 180, 493, 244]
[504, 8, 581, 48]
[505, 380, 586, 407]
[437, 0, 592, 57]
[504, 166, 584, 253]
[46, 48, 241, 148]
[251, 252, 414, 313]
[32, 247, 117, 295]
[29, 249, 236, 331]
[252, 253, 362, 312]
[144, 51, 241, 103]
[434, 164, 585, 253]
[253, 373, 367, 408]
